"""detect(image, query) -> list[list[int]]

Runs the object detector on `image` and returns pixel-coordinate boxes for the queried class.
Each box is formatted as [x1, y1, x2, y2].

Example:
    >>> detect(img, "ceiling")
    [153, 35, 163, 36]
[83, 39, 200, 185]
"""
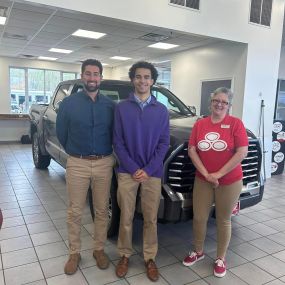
[0, 0, 221, 67]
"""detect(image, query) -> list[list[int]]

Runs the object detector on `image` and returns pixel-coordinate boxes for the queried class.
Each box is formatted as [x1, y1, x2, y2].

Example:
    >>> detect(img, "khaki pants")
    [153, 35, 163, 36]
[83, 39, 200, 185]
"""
[65, 155, 114, 254]
[117, 173, 161, 261]
[193, 177, 242, 258]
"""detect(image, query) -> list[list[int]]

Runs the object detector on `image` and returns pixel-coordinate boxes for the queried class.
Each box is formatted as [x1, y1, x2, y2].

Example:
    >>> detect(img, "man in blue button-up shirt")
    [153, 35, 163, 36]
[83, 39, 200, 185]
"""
[56, 59, 115, 275]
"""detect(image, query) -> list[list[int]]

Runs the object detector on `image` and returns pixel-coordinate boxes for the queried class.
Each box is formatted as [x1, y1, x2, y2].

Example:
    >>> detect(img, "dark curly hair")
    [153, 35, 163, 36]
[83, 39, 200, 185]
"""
[81, 59, 103, 75]
[129, 61, 158, 84]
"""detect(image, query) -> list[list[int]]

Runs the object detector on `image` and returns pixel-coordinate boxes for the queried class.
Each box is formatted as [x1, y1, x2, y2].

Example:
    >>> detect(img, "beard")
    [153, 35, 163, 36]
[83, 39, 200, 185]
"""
[84, 81, 100, 92]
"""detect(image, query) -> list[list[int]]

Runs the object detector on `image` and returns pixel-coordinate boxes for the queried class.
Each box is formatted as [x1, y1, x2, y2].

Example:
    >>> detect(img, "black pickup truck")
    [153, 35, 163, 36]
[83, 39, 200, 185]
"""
[29, 79, 264, 236]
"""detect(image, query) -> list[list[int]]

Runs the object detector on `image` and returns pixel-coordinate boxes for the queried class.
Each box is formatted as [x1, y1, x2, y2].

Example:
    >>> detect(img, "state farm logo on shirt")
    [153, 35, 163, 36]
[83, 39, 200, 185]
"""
[198, 132, 227, 152]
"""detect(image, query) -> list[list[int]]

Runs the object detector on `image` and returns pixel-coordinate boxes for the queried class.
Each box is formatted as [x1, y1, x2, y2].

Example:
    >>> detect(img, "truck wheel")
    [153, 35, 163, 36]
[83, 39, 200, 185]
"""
[88, 173, 120, 237]
[32, 133, 51, 169]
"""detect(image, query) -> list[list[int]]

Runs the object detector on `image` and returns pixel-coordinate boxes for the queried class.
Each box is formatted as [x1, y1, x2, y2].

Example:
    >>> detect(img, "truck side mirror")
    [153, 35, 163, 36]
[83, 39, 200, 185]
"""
[188, 105, 196, 116]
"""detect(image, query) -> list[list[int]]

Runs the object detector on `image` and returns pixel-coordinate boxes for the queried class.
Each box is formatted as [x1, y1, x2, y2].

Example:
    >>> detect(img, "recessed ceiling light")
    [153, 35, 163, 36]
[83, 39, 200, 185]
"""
[49, 48, 73, 54]
[0, 16, 6, 25]
[38, 56, 57, 61]
[148, 42, 179, 50]
[111, 56, 131, 61]
[72, 29, 106, 39]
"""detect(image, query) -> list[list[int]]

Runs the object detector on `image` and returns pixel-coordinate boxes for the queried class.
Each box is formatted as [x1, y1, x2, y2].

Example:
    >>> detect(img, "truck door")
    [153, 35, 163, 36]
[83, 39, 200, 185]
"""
[44, 83, 71, 162]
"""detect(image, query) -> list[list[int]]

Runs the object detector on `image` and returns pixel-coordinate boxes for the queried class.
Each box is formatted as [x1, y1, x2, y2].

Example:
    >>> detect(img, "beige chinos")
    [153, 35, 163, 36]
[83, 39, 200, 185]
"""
[66, 155, 114, 254]
[193, 177, 242, 258]
[117, 173, 161, 261]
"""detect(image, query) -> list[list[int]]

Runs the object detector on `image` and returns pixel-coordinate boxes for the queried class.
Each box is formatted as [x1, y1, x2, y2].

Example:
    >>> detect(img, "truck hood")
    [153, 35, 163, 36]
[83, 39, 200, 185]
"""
[169, 116, 198, 145]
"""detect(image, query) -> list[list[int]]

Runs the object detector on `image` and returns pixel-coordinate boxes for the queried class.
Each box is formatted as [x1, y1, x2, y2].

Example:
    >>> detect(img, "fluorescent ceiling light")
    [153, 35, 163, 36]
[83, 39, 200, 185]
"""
[148, 42, 179, 50]
[0, 16, 6, 25]
[102, 63, 109, 66]
[49, 48, 73, 54]
[38, 56, 57, 61]
[111, 56, 131, 61]
[72, 29, 106, 39]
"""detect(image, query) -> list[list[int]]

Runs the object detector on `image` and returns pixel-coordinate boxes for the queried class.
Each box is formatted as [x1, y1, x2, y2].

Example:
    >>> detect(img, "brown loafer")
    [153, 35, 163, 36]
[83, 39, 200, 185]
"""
[64, 253, 81, 275]
[145, 259, 159, 282]
[116, 256, 129, 278]
[93, 250, 110, 269]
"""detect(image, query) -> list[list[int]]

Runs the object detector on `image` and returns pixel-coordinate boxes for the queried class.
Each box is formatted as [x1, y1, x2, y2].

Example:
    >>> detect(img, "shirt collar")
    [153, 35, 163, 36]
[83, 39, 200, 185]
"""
[134, 94, 151, 105]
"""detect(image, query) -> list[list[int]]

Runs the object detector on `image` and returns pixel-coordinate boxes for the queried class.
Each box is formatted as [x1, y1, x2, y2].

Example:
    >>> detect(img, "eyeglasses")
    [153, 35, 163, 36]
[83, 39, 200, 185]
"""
[211, 99, 229, 106]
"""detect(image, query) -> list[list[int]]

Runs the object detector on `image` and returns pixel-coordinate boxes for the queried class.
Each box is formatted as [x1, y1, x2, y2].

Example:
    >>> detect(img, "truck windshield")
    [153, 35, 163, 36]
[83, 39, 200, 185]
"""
[99, 83, 194, 117]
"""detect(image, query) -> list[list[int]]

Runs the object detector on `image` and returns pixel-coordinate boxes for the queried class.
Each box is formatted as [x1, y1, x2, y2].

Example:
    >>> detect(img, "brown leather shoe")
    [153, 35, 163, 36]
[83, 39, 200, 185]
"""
[64, 253, 81, 275]
[145, 259, 159, 282]
[93, 250, 110, 269]
[116, 256, 129, 278]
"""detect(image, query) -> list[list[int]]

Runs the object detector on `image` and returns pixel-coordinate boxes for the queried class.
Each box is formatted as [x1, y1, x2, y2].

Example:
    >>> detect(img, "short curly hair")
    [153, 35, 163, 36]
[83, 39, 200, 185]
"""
[81, 59, 103, 75]
[129, 61, 158, 84]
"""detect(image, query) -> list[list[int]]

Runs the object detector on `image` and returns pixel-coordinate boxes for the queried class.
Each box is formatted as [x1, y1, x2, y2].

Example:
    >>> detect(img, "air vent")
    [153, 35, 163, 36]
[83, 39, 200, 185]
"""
[19, 54, 36, 59]
[4, 32, 28, 41]
[169, 0, 200, 10]
[250, 0, 272, 27]
[139, 33, 170, 42]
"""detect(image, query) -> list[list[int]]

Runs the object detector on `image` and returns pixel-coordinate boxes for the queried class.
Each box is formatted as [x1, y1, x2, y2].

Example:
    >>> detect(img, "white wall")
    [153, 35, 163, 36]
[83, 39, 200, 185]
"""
[171, 41, 247, 118]
[0, 120, 30, 142]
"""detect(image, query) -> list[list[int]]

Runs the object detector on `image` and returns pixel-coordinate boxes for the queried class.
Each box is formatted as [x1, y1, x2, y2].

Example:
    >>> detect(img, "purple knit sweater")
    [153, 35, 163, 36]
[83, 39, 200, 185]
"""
[113, 93, 170, 178]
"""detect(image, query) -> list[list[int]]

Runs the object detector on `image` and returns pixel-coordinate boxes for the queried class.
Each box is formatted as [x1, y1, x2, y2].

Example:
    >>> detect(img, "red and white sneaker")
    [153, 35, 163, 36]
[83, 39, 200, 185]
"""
[214, 258, 226, 278]
[183, 251, 204, 267]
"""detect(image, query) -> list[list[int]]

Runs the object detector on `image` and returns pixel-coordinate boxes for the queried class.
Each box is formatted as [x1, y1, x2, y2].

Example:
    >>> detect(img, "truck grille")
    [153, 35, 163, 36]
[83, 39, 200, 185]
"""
[167, 139, 261, 193]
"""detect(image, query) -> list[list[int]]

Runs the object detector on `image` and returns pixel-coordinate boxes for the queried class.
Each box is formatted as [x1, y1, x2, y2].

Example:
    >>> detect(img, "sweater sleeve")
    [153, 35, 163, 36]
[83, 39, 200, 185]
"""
[143, 109, 170, 176]
[113, 105, 140, 175]
[56, 99, 69, 150]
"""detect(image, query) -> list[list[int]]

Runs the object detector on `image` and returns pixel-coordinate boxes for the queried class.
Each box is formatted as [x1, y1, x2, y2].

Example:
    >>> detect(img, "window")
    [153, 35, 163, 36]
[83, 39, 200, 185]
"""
[9, 67, 77, 114]
[250, 0, 272, 26]
[45, 70, 61, 103]
[10, 68, 25, 113]
[169, 0, 200, 10]
[63, 72, 76, 81]
[53, 84, 71, 108]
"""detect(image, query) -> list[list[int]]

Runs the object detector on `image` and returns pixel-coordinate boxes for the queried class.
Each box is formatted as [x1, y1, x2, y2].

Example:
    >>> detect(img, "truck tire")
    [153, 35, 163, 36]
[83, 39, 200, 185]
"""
[88, 173, 120, 237]
[32, 132, 51, 169]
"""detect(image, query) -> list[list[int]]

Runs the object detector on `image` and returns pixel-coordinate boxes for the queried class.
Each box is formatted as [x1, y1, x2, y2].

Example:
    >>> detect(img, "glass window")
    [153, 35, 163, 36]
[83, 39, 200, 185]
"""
[63, 72, 76, 81]
[46, 70, 61, 103]
[53, 84, 71, 107]
[9, 67, 78, 114]
[10, 68, 25, 114]
[28, 69, 44, 111]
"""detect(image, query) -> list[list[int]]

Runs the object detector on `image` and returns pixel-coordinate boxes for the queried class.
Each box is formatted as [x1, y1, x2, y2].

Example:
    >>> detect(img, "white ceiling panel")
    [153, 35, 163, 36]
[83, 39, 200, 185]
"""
[13, 2, 55, 14]
[0, 0, 228, 67]
[9, 8, 51, 24]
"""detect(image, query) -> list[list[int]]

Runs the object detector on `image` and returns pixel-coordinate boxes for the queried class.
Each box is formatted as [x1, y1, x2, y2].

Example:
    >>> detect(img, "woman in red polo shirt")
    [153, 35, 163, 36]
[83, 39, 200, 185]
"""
[182, 87, 248, 278]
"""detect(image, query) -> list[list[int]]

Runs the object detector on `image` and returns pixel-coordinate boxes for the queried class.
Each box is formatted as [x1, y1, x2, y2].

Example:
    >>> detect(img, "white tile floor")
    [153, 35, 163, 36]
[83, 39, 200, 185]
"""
[1, 143, 285, 284]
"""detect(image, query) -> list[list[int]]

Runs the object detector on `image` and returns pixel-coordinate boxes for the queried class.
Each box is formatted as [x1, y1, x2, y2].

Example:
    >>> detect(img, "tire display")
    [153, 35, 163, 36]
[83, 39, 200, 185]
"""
[271, 120, 285, 175]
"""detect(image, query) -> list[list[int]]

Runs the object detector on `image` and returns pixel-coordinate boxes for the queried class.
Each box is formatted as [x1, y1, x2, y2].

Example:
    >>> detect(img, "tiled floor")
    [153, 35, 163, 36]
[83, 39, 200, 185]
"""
[1, 144, 285, 285]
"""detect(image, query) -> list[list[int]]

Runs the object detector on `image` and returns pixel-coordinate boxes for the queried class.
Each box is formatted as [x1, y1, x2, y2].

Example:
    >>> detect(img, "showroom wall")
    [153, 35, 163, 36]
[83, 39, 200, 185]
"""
[170, 41, 247, 118]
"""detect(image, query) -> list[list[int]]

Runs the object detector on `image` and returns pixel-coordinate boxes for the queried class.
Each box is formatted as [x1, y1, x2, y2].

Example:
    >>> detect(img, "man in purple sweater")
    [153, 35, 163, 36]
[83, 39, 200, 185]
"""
[113, 61, 170, 282]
